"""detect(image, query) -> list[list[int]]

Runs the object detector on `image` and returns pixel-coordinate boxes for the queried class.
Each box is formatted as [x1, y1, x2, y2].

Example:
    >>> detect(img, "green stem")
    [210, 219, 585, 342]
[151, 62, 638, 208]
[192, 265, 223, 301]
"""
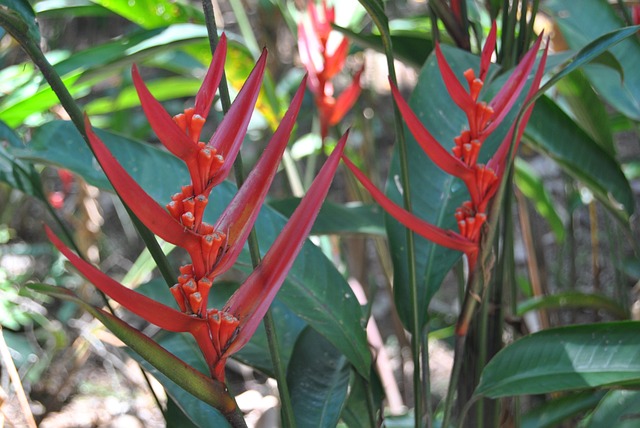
[201, 4, 295, 427]
[357, 6, 423, 425]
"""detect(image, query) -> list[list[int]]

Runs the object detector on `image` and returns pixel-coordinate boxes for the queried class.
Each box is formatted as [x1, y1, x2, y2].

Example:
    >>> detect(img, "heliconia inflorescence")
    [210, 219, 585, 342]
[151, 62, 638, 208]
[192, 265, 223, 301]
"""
[343, 23, 548, 275]
[47, 33, 347, 382]
[298, 0, 363, 140]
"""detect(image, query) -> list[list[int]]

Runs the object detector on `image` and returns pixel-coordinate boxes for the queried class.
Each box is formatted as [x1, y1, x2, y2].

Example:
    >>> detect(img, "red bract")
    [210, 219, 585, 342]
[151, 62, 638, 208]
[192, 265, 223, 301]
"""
[47, 37, 347, 382]
[344, 25, 548, 274]
[298, 0, 363, 140]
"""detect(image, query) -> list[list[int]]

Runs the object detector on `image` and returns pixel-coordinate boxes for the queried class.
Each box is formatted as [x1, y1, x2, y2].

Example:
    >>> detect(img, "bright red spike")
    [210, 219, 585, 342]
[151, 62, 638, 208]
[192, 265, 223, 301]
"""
[194, 33, 227, 119]
[479, 22, 497, 81]
[210, 77, 308, 278]
[434, 43, 476, 115]
[46, 226, 199, 332]
[389, 81, 471, 180]
[83, 116, 201, 253]
[131, 65, 197, 161]
[223, 131, 349, 356]
[207, 48, 268, 188]
[323, 37, 349, 80]
[342, 155, 476, 254]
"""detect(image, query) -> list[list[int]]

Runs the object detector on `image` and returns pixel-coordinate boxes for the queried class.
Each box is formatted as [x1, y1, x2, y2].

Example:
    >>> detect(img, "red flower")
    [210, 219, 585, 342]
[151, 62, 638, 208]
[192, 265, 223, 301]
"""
[298, 0, 363, 139]
[344, 24, 548, 273]
[47, 35, 347, 382]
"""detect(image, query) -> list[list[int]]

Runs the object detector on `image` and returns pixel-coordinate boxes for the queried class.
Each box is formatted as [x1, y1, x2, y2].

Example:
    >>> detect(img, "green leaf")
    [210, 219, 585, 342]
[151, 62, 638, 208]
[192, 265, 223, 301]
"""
[517, 291, 628, 320]
[34, 0, 113, 18]
[13, 120, 370, 379]
[542, 0, 640, 119]
[586, 390, 640, 428]
[90, 0, 203, 29]
[269, 198, 385, 236]
[521, 390, 606, 428]
[555, 70, 615, 155]
[514, 158, 566, 243]
[475, 321, 640, 398]
[26, 283, 235, 415]
[0, 121, 42, 197]
[525, 96, 634, 219]
[0, 0, 41, 42]
[287, 327, 351, 428]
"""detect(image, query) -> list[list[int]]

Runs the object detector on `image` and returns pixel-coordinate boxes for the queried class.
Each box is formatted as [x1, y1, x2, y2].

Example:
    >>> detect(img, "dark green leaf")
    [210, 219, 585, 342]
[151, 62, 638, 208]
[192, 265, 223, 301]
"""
[0, 121, 41, 197]
[517, 291, 628, 319]
[586, 390, 640, 428]
[514, 158, 566, 243]
[14, 120, 371, 378]
[287, 327, 351, 428]
[475, 321, 640, 398]
[555, 70, 615, 155]
[269, 198, 385, 235]
[521, 390, 606, 428]
[542, 0, 640, 119]
[525, 96, 634, 219]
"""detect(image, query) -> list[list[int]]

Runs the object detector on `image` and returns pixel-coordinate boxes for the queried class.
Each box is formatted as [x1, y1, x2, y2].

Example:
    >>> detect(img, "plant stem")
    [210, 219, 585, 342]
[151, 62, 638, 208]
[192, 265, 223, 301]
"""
[201, 3, 296, 426]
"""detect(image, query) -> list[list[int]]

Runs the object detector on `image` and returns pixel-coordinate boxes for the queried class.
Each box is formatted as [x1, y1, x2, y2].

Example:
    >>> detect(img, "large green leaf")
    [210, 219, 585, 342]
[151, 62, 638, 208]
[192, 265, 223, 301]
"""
[543, 0, 640, 120]
[516, 291, 628, 320]
[475, 321, 640, 398]
[525, 95, 634, 219]
[34, 0, 112, 18]
[586, 390, 640, 428]
[521, 390, 606, 428]
[287, 327, 350, 428]
[14, 120, 370, 378]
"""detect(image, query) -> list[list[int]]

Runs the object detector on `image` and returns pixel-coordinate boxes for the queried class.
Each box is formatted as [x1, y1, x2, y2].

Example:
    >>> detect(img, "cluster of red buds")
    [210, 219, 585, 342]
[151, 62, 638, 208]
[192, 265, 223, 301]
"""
[343, 24, 548, 274]
[298, 0, 363, 140]
[47, 34, 346, 382]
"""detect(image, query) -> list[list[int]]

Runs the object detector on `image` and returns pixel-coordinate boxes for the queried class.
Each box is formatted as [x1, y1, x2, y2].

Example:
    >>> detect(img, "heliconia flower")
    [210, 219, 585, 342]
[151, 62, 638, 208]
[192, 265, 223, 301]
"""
[633, 5, 640, 26]
[45, 130, 346, 381]
[344, 25, 548, 275]
[298, 0, 363, 140]
[48, 34, 348, 381]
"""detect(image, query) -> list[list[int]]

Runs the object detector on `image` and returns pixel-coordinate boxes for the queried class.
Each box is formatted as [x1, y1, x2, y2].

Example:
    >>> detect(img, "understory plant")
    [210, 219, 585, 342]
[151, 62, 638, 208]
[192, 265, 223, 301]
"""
[1, 0, 639, 427]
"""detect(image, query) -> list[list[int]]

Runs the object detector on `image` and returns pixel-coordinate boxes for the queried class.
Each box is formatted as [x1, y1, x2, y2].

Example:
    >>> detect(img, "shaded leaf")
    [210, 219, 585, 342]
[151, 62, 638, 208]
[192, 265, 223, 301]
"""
[0, 0, 40, 42]
[586, 390, 640, 428]
[287, 327, 350, 428]
[269, 198, 385, 235]
[517, 291, 628, 319]
[521, 390, 606, 428]
[525, 96, 634, 219]
[475, 321, 640, 398]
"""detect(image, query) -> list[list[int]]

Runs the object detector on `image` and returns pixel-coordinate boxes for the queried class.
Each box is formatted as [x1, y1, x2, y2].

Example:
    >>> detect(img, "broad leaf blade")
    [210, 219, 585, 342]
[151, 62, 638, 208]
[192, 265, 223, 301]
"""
[586, 390, 640, 428]
[287, 327, 351, 428]
[521, 390, 606, 428]
[475, 322, 640, 398]
[542, 0, 640, 119]
[517, 291, 628, 320]
[525, 96, 634, 219]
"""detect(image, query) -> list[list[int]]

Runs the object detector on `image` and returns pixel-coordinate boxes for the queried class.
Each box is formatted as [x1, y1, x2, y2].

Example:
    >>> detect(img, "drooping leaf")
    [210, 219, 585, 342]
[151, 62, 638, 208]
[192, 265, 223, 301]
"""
[586, 390, 640, 428]
[13, 120, 370, 378]
[525, 96, 634, 219]
[521, 390, 606, 428]
[475, 321, 640, 398]
[542, 1, 640, 120]
[287, 327, 351, 428]
[516, 291, 628, 320]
